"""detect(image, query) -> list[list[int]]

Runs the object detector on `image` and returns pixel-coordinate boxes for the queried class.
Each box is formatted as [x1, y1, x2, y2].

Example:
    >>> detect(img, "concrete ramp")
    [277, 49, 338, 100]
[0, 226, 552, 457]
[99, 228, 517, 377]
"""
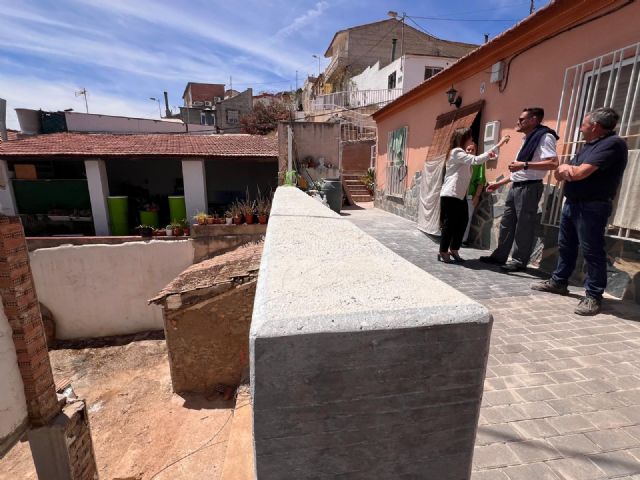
[250, 187, 492, 479]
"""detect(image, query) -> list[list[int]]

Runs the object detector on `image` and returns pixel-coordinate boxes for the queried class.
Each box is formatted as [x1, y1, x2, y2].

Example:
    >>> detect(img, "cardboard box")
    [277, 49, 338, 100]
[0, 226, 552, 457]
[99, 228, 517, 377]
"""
[14, 164, 37, 180]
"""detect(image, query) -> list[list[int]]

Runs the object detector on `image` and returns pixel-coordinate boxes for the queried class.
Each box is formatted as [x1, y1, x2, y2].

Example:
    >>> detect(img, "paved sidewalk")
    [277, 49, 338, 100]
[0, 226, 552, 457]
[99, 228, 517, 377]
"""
[345, 206, 640, 480]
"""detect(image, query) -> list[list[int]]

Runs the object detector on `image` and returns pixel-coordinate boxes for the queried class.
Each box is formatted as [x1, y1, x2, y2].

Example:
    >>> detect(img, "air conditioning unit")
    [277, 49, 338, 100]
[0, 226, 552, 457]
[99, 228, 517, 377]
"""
[483, 121, 501, 160]
[193, 101, 204, 107]
[490, 61, 504, 83]
[204, 101, 212, 107]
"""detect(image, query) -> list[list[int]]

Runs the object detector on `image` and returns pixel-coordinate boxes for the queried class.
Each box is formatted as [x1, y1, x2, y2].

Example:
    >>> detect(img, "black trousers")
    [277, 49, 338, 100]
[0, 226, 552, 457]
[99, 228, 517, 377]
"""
[440, 196, 469, 252]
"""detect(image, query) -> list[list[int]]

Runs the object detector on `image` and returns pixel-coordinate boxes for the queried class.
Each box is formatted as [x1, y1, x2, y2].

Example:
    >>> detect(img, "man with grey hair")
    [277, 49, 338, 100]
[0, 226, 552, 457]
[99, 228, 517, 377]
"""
[532, 107, 628, 315]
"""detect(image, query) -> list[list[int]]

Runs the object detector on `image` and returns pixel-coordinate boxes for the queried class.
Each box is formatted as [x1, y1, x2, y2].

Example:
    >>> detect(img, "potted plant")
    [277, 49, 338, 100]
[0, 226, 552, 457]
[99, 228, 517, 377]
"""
[224, 209, 233, 225]
[257, 198, 271, 224]
[172, 223, 184, 236]
[361, 168, 375, 195]
[194, 212, 207, 225]
[165, 224, 174, 236]
[180, 219, 190, 236]
[231, 203, 243, 225]
[138, 224, 154, 239]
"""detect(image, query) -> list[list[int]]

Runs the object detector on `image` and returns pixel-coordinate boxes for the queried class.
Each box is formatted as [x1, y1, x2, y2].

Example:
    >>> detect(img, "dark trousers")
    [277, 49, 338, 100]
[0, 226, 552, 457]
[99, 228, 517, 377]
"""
[440, 196, 468, 252]
[552, 200, 612, 300]
[492, 181, 544, 265]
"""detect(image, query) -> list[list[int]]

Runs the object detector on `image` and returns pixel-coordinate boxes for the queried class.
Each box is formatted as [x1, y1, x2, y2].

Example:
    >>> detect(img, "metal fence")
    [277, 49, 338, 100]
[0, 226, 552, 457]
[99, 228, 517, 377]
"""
[386, 164, 408, 198]
[312, 88, 403, 112]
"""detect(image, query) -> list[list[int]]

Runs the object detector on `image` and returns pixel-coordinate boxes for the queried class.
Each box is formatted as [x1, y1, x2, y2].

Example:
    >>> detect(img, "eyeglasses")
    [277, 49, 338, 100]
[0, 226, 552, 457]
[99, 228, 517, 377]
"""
[517, 116, 529, 123]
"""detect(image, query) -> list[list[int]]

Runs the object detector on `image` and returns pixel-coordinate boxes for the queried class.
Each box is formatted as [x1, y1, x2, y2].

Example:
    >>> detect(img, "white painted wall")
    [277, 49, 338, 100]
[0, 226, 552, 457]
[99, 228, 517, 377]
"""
[29, 241, 194, 339]
[182, 160, 208, 217]
[85, 160, 110, 236]
[0, 303, 28, 447]
[64, 111, 212, 134]
[351, 54, 458, 94]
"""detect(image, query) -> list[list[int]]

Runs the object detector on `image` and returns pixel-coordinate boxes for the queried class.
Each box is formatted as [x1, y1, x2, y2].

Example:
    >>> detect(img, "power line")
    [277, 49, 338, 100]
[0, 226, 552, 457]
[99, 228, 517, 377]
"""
[409, 16, 521, 22]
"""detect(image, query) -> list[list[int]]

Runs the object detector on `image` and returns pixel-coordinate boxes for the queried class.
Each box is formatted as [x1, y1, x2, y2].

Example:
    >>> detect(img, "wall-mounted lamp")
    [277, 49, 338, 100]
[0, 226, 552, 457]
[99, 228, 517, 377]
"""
[446, 86, 462, 108]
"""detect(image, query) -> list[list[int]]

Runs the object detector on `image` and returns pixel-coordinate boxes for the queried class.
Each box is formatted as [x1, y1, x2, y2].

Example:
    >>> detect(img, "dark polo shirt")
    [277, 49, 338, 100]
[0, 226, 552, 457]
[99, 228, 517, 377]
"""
[564, 132, 628, 203]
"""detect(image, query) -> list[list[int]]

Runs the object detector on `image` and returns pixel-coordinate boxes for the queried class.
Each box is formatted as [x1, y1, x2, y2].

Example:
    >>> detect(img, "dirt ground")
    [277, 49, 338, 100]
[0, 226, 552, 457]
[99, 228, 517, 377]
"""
[0, 335, 234, 480]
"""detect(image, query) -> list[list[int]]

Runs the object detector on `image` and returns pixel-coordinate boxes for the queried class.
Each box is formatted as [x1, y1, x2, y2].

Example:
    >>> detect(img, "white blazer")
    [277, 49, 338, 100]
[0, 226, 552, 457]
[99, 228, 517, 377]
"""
[440, 147, 496, 200]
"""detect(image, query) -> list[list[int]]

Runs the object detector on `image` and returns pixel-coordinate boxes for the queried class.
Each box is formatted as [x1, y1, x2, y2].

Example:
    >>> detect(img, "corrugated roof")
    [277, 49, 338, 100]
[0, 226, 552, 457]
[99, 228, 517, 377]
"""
[148, 242, 263, 305]
[0, 132, 278, 158]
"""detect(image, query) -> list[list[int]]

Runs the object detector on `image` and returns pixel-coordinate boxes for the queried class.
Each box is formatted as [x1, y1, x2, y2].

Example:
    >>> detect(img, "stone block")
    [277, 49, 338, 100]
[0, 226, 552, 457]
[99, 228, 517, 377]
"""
[251, 187, 492, 479]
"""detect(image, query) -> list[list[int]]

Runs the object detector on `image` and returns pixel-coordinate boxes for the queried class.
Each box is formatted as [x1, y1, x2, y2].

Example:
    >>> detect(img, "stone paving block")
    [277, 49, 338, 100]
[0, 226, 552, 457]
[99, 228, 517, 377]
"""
[514, 386, 557, 402]
[546, 397, 595, 415]
[546, 456, 607, 480]
[517, 401, 558, 420]
[483, 390, 522, 406]
[509, 439, 561, 462]
[502, 462, 561, 480]
[583, 409, 634, 429]
[473, 444, 520, 470]
[476, 423, 523, 446]
[546, 382, 589, 398]
[547, 433, 601, 456]
[471, 470, 510, 480]
[589, 450, 640, 477]
[512, 419, 559, 439]
[585, 428, 640, 450]
[547, 414, 597, 434]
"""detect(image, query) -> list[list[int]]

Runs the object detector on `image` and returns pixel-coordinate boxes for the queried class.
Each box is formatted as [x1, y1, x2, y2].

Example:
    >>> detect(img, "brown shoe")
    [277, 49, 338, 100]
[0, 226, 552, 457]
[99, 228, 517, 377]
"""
[574, 296, 601, 316]
[531, 279, 569, 296]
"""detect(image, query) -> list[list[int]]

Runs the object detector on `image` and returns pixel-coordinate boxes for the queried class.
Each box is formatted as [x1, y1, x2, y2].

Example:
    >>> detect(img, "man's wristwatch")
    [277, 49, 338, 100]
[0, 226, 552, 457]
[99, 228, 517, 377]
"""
[523, 162, 529, 171]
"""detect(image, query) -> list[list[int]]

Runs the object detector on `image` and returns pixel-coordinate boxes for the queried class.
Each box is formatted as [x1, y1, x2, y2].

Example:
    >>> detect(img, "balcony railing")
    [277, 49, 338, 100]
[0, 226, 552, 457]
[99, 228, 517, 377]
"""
[311, 88, 403, 112]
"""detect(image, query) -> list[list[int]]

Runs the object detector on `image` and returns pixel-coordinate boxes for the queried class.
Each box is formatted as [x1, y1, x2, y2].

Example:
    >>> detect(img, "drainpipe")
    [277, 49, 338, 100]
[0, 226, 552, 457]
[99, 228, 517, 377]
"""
[391, 38, 397, 62]
[0, 98, 7, 142]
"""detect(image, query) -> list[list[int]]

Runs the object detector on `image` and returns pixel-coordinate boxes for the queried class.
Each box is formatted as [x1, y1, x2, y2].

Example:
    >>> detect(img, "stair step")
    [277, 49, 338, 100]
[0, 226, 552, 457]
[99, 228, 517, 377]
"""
[352, 195, 374, 201]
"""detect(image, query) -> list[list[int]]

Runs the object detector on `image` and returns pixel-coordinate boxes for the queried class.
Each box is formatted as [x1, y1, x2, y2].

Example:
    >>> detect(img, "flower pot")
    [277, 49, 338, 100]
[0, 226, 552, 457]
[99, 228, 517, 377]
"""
[258, 215, 268, 225]
[165, 228, 173, 236]
[225, 217, 233, 225]
[139, 227, 153, 239]
[244, 212, 255, 224]
[233, 215, 242, 225]
[206, 216, 215, 225]
[183, 227, 190, 236]
[196, 217, 206, 225]
[173, 227, 184, 236]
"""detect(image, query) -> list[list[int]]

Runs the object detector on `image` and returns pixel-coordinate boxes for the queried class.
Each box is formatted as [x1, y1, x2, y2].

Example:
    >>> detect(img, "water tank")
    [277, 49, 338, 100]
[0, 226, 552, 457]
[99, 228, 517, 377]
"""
[15, 108, 42, 135]
[321, 178, 342, 213]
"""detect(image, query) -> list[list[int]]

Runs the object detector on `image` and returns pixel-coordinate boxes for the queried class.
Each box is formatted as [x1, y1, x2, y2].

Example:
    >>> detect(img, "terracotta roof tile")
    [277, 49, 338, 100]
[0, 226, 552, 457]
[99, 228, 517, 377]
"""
[149, 242, 263, 304]
[0, 132, 278, 158]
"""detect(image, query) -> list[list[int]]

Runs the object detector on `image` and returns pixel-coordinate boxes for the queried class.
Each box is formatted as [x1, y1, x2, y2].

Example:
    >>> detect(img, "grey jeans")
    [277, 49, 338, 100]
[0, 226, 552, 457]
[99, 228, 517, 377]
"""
[491, 181, 544, 265]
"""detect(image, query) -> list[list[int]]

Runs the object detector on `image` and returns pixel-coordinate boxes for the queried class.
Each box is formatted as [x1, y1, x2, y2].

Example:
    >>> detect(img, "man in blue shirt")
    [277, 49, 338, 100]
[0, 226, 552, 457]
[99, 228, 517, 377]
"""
[532, 107, 628, 315]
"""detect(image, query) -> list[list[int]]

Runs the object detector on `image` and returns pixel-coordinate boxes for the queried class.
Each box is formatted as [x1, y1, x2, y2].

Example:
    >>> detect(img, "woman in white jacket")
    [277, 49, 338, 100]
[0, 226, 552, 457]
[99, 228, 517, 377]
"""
[439, 127, 509, 263]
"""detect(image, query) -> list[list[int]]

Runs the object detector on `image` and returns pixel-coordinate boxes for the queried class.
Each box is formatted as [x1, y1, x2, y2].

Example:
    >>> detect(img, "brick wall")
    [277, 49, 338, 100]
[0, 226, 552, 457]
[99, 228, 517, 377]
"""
[0, 216, 59, 426]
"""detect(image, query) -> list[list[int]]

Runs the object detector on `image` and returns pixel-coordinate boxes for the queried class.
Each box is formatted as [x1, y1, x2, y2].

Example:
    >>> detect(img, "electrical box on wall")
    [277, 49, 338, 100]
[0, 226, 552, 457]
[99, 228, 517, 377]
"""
[483, 121, 501, 160]
[490, 61, 504, 83]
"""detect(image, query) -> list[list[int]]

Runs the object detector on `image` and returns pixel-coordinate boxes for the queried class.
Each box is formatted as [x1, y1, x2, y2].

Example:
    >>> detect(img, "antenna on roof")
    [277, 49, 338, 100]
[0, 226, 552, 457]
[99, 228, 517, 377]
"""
[529, 0, 535, 14]
[75, 88, 89, 113]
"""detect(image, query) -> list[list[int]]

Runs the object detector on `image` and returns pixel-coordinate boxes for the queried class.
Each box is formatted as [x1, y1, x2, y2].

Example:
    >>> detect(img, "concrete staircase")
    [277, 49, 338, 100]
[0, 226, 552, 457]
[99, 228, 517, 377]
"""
[343, 172, 373, 203]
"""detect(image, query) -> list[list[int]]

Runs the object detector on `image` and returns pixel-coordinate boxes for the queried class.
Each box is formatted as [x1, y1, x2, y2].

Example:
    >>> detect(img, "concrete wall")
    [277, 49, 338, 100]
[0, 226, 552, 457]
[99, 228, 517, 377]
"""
[191, 224, 266, 262]
[351, 55, 456, 93]
[251, 187, 492, 479]
[0, 302, 28, 456]
[217, 89, 253, 132]
[64, 111, 211, 133]
[162, 282, 255, 393]
[277, 122, 340, 180]
[29, 241, 194, 339]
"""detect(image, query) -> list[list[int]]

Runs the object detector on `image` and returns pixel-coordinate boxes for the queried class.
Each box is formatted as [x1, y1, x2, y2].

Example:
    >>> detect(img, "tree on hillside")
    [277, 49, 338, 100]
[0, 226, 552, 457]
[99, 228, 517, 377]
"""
[240, 101, 291, 135]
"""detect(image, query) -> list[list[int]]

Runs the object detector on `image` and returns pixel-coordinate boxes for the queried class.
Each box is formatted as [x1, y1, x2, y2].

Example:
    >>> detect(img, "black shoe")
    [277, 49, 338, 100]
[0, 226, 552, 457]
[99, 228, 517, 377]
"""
[531, 279, 569, 296]
[448, 251, 465, 263]
[479, 255, 504, 265]
[500, 261, 526, 272]
[437, 253, 453, 264]
[574, 296, 601, 316]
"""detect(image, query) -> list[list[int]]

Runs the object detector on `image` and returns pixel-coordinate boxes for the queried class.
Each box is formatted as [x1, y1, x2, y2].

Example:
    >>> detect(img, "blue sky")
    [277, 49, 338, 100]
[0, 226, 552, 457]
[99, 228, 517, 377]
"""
[0, 0, 550, 129]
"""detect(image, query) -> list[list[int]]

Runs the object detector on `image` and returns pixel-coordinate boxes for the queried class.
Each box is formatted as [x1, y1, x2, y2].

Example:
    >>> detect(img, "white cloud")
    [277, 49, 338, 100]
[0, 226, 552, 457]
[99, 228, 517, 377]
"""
[275, 2, 329, 39]
[0, 75, 160, 130]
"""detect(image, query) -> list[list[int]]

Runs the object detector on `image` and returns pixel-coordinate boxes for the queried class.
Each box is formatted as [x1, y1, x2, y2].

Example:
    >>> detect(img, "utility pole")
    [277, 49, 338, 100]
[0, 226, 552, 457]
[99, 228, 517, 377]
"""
[230, 76, 233, 94]
[75, 88, 89, 113]
[530, 0, 535, 14]
[295, 70, 298, 90]
[312, 55, 321, 77]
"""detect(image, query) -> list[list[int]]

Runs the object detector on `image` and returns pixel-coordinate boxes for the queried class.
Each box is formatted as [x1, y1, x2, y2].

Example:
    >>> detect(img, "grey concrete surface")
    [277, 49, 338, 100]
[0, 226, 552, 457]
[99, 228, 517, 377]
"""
[344, 206, 640, 480]
[250, 187, 492, 479]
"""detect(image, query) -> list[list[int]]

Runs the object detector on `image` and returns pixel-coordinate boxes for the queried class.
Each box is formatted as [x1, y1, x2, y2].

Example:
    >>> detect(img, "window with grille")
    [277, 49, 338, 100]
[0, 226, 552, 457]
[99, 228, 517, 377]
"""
[424, 67, 443, 81]
[543, 41, 640, 239]
[226, 109, 239, 124]
[388, 71, 397, 90]
[386, 126, 407, 197]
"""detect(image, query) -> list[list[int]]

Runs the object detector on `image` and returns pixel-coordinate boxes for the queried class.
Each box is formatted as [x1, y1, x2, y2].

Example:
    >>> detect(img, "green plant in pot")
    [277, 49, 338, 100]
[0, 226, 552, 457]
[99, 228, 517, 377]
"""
[224, 209, 233, 225]
[180, 219, 190, 236]
[137, 224, 154, 239]
[193, 211, 207, 225]
[231, 203, 243, 225]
